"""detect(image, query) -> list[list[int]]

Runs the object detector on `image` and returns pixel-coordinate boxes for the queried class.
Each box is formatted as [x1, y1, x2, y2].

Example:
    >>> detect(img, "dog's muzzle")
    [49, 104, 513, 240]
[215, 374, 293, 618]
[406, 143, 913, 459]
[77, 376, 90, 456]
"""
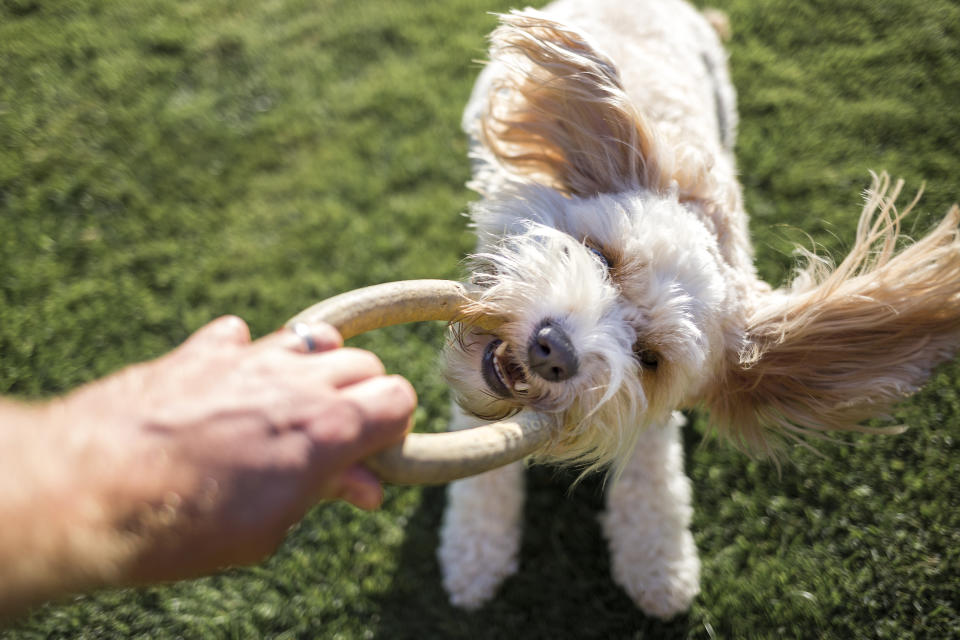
[286, 280, 554, 485]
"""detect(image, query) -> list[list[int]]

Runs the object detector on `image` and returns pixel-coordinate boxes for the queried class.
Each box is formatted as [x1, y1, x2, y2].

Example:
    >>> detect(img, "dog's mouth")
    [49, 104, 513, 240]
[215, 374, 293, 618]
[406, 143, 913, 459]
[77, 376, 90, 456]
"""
[481, 339, 530, 398]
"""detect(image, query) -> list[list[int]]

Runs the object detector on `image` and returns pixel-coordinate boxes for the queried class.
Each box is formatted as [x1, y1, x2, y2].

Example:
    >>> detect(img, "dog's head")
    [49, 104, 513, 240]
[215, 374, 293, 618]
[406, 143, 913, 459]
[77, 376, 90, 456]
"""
[444, 11, 960, 473]
[443, 187, 740, 472]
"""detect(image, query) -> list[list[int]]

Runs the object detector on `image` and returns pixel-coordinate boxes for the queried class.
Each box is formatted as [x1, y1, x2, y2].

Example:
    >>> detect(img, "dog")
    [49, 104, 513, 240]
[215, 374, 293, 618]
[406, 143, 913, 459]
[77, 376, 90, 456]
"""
[436, 0, 960, 619]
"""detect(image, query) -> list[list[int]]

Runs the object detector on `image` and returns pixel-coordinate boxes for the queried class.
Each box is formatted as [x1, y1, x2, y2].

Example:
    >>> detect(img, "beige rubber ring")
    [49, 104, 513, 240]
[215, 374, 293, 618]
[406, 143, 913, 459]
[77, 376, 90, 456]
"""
[286, 280, 552, 485]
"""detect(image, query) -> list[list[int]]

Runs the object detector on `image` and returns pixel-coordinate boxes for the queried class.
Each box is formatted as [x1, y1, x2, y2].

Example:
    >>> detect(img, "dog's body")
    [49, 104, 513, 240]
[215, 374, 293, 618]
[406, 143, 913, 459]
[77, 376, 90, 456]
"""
[438, 0, 960, 619]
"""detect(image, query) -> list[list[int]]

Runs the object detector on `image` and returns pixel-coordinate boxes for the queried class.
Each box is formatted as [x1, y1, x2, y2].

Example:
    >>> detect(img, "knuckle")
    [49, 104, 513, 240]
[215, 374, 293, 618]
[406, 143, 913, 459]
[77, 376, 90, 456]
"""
[315, 395, 393, 451]
[319, 397, 365, 438]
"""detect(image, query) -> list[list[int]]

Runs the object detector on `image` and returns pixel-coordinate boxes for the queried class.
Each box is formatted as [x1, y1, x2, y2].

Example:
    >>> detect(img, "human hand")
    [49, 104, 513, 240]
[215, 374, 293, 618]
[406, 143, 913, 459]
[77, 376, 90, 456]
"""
[50, 315, 416, 585]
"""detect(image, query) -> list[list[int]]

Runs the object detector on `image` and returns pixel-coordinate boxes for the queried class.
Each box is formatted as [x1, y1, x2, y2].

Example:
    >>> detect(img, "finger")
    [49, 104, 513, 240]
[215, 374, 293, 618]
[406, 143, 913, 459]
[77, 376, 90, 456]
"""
[255, 322, 343, 354]
[332, 464, 384, 510]
[182, 315, 252, 349]
[333, 375, 417, 454]
[306, 348, 387, 388]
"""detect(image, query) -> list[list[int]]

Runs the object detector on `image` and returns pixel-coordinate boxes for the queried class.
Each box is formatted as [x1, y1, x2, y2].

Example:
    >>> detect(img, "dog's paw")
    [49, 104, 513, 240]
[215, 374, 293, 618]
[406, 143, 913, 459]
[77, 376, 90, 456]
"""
[602, 414, 700, 619]
[438, 528, 519, 610]
[438, 463, 524, 610]
[604, 522, 700, 619]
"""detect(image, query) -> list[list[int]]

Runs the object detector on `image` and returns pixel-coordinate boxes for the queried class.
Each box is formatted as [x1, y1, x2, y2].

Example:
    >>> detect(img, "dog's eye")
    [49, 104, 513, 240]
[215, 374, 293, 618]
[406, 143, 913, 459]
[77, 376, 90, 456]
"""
[633, 342, 659, 370]
[586, 246, 610, 269]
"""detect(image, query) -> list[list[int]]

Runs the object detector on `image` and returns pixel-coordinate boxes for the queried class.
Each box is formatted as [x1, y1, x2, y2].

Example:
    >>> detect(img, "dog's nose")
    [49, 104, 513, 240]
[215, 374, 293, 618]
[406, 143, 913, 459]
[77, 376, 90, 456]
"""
[528, 321, 579, 382]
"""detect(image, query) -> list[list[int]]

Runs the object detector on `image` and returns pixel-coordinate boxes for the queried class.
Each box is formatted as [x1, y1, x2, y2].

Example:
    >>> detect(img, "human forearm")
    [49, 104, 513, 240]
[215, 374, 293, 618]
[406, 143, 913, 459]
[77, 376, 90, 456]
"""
[0, 399, 139, 617]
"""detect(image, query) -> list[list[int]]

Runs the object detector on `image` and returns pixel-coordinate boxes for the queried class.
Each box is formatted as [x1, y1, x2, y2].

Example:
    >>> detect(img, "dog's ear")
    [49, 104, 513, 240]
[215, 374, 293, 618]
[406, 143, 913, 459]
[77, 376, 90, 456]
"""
[478, 10, 675, 196]
[706, 173, 960, 454]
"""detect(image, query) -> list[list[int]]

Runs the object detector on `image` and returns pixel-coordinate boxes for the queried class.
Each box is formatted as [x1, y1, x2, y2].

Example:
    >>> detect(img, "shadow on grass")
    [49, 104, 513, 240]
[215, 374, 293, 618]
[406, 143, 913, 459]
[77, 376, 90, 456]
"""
[371, 432, 703, 639]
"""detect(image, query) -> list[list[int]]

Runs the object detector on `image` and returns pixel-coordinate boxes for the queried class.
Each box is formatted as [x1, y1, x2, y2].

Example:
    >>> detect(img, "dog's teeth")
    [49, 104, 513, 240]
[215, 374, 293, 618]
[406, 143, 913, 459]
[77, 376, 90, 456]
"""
[513, 381, 529, 393]
[493, 357, 508, 386]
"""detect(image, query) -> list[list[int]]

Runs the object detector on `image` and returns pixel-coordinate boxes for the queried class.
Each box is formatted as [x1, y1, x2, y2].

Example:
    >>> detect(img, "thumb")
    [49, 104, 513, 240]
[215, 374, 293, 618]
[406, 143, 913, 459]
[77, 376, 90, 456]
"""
[330, 464, 384, 510]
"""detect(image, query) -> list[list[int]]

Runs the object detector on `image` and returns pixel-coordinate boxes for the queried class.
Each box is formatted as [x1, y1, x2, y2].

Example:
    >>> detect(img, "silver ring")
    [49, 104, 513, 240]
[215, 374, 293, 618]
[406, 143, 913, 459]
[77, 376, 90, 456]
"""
[290, 322, 317, 353]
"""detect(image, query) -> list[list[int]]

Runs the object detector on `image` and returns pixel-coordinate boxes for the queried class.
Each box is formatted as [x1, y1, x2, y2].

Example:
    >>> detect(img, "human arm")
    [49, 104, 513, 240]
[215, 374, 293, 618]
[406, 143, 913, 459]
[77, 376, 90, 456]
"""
[0, 316, 415, 617]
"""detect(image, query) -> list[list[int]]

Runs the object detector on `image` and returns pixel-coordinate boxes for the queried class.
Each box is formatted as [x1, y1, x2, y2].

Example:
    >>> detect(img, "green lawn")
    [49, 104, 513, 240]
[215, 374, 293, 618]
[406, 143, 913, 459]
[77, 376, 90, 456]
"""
[2, 0, 959, 637]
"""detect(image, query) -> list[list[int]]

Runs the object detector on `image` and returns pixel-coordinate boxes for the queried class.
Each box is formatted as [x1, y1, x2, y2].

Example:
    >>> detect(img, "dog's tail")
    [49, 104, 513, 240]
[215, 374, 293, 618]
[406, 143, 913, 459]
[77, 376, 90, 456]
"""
[702, 8, 732, 42]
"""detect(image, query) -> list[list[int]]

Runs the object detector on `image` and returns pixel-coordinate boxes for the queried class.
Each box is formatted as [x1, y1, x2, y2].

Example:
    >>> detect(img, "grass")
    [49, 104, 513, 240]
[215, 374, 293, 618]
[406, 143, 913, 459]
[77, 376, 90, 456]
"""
[1, 0, 958, 637]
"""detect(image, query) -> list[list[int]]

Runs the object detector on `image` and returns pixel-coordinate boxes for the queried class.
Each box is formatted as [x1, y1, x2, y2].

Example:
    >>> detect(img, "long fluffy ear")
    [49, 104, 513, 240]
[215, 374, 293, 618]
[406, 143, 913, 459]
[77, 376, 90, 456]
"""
[707, 173, 960, 454]
[479, 10, 675, 196]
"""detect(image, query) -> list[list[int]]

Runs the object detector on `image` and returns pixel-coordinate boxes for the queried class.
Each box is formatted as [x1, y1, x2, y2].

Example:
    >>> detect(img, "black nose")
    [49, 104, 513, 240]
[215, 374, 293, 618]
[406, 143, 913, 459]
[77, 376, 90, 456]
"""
[527, 321, 579, 382]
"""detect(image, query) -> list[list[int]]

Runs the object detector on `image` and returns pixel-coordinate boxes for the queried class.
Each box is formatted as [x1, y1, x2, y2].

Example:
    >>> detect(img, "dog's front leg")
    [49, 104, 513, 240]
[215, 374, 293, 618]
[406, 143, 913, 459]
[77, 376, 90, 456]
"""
[601, 412, 700, 619]
[438, 405, 525, 610]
